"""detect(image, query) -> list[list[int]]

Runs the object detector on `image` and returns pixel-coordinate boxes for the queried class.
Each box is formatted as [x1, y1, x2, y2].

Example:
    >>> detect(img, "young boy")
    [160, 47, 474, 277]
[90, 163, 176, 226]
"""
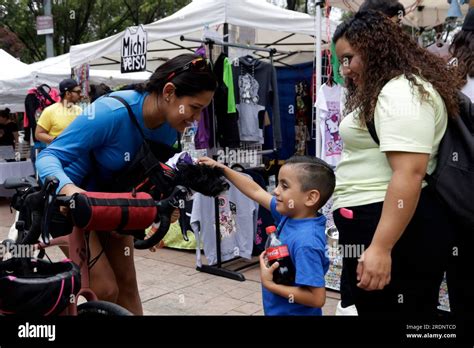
[198, 155, 335, 315]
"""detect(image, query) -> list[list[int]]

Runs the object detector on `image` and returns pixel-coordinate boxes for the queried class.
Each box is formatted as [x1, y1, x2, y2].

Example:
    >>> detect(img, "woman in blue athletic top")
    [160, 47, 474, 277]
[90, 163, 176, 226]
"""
[36, 54, 217, 314]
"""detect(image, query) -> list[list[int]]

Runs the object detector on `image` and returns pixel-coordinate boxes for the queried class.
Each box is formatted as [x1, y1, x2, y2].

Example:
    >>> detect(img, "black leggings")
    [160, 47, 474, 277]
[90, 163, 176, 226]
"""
[334, 187, 453, 316]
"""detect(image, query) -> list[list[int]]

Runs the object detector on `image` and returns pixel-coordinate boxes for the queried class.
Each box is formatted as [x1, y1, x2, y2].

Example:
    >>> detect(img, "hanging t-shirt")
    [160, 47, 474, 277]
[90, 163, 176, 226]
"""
[243, 169, 273, 255]
[315, 83, 343, 167]
[190, 178, 259, 266]
[224, 57, 237, 113]
[195, 107, 211, 150]
[232, 56, 282, 147]
[330, 42, 345, 86]
[213, 53, 240, 148]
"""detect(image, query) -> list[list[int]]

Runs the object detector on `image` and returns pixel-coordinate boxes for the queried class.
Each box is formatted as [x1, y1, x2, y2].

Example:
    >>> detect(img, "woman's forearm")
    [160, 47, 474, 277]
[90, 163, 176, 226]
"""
[370, 171, 424, 251]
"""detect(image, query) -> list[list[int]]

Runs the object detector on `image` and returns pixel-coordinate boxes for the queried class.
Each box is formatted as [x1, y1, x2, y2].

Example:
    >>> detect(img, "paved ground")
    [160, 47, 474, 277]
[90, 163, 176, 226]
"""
[0, 197, 340, 315]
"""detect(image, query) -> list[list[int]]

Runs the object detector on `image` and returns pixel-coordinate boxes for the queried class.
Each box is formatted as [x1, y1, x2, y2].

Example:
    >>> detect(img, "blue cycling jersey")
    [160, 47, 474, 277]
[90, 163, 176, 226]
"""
[36, 90, 177, 192]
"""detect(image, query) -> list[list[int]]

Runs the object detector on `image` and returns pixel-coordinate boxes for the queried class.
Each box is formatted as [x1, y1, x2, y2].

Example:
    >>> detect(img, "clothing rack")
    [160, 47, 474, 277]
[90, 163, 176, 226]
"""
[180, 35, 292, 56]
[183, 35, 281, 281]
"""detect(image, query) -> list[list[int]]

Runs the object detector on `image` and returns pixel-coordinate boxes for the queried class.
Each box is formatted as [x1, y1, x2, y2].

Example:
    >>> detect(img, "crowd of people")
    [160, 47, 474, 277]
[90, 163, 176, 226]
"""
[0, 0, 473, 318]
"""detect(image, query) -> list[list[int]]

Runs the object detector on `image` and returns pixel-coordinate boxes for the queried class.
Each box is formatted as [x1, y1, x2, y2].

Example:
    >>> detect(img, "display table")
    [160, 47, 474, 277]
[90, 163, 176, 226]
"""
[0, 160, 35, 197]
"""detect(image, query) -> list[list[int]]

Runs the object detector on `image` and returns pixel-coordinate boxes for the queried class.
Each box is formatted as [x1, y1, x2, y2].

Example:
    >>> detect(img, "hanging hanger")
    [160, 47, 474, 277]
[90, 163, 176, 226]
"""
[243, 54, 257, 64]
[326, 64, 334, 87]
[435, 33, 444, 47]
[327, 73, 334, 87]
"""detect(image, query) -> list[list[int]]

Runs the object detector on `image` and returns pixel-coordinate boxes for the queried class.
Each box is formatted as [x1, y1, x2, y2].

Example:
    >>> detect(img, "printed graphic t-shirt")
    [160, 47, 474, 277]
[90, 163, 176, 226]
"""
[190, 178, 259, 265]
[315, 83, 343, 167]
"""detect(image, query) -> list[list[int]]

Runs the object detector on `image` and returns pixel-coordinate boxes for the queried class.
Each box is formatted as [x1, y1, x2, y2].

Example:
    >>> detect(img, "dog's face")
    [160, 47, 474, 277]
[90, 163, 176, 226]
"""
[132, 139, 229, 199]
[143, 162, 229, 201]
[175, 163, 229, 196]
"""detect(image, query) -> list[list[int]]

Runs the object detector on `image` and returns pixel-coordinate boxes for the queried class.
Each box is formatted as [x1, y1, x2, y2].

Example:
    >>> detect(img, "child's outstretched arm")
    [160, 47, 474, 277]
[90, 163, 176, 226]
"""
[259, 252, 326, 308]
[198, 157, 272, 210]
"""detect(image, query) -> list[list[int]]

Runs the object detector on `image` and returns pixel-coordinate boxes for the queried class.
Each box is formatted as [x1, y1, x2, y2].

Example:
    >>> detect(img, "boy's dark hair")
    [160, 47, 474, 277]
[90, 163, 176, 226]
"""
[450, 30, 474, 84]
[285, 156, 335, 210]
[359, 0, 405, 18]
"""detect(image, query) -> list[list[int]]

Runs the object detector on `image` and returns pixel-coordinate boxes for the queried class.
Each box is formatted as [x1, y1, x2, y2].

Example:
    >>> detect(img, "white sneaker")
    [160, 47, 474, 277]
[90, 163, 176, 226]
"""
[335, 300, 358, 316]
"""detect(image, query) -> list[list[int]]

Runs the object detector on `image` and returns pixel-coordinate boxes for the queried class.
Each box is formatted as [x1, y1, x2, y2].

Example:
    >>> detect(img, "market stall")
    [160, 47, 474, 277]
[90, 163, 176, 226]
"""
[67, 0, 341, 283]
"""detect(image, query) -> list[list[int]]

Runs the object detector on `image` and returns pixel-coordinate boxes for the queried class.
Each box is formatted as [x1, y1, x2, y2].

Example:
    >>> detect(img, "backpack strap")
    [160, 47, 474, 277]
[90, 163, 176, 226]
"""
[109, 95, 146, 140]
[84, 95, 147, 191]
[366, 118, 431, 182]
[366, 119, 380, 145]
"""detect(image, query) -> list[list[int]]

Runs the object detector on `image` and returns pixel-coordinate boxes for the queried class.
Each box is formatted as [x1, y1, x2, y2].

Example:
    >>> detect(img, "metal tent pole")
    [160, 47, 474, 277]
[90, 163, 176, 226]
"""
[315, 1, 323, 159]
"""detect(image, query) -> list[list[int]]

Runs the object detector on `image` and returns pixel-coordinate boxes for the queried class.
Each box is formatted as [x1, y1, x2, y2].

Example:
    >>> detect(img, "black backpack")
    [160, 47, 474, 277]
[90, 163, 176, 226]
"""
[367, 91, 474, 229]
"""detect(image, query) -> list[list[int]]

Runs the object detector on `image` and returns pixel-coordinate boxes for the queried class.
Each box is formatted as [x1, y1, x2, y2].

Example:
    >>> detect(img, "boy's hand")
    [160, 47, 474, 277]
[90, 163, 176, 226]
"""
[259, 251, 279, 287]
[197, 157, 225, 169]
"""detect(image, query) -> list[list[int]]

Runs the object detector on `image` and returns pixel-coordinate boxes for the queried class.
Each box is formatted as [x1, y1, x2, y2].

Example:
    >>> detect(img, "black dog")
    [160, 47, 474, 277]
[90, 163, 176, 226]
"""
[174, 162, 229, 197]
[137, 140, 229, 200]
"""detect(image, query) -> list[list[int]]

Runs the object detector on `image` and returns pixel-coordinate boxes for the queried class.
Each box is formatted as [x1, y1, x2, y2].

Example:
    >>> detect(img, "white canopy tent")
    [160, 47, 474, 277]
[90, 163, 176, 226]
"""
[330, 0, 471, 28]
[28, 53, 151, 87]
[0, 51, 151, 112]
[70, 0, 339, 70]
[0, 50, 34, 112]
[0, 49, 31, 79]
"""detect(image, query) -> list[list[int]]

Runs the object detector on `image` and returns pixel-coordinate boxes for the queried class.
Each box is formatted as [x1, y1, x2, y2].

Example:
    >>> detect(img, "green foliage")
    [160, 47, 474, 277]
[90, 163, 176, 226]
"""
[0, 0, 191, 63]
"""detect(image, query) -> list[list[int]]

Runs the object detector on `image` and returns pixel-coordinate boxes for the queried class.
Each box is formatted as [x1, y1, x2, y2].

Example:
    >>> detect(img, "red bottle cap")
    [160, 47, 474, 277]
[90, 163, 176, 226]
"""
[265, 226, 277, 235]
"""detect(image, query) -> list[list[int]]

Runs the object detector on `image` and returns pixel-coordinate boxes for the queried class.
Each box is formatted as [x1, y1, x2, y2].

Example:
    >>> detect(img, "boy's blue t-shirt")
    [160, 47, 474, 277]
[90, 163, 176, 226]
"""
[262, 197, 329, 316]
[36, 90, 177, 191]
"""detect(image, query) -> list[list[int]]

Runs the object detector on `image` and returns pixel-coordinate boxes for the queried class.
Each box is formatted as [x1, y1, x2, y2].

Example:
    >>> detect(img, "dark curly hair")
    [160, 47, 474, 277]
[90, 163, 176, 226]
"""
[359, 0, 405, 18]
[333, 11, 463, 126]
[450, 30, 474, 84]
[133, 54, 217, 97]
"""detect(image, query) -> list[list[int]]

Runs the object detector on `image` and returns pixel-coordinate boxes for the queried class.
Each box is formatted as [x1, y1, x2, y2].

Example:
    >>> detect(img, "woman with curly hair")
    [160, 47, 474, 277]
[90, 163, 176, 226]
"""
[445, 8, 474, 317]
[331, 10, 464, 316]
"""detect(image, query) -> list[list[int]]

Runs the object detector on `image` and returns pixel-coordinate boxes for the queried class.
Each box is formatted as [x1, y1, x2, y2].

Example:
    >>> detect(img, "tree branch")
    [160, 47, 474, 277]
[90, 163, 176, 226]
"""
[145, 0, 160, 24]
[5, 22, 42, 61]
[122, 0, 138, 25]
[75, 0, 95, 44]
[103, 12, 132, 37]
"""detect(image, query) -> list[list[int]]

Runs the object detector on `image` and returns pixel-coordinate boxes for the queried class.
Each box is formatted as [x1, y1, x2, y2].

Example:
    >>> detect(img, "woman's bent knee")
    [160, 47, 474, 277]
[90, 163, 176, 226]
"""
[94, 282, 119, 303]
